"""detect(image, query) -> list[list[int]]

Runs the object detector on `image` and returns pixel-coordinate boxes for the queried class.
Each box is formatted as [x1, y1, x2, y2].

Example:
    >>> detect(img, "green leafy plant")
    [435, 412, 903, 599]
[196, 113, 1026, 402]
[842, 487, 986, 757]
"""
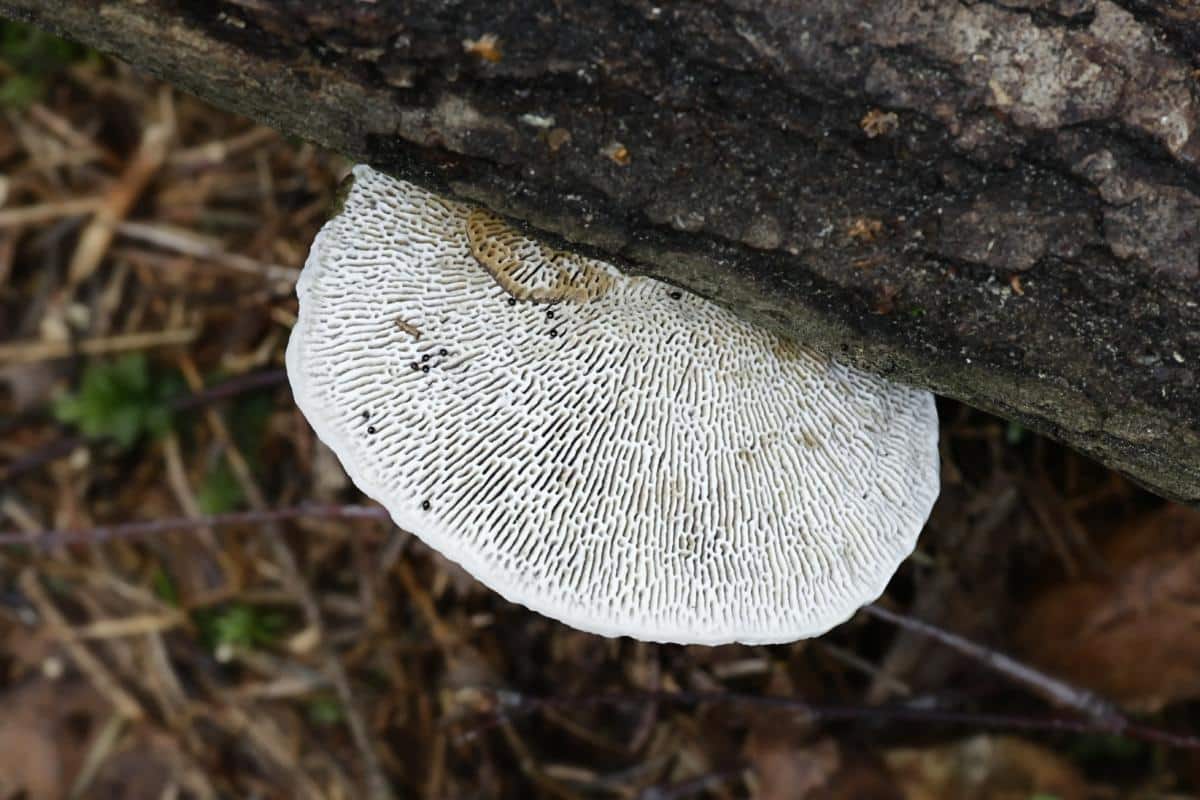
[195, 603, 287, 652]
[54, 354, 180, 448]
[1005, 419, 1028, 446]
[0, 21, 94, 109]
[150, 569, 180, 608]
[197, 459, 245, 515]
[306, 694, 345, 726]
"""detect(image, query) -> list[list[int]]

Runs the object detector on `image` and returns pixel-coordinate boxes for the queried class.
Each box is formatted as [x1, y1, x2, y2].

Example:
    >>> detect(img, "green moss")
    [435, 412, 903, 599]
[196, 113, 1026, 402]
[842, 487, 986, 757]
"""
[197, 459, 245, 515]
[194, 603, 288, 651]
[306, 694, 345, 726]
[0, 20, 97, 109]
[54, 354, 181, 449]
[151, 569, 179, 607]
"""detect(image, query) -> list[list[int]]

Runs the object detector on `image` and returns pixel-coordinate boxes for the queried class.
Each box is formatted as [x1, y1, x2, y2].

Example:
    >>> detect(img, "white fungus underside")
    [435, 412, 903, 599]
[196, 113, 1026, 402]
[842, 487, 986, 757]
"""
[287, 166, 939, 645]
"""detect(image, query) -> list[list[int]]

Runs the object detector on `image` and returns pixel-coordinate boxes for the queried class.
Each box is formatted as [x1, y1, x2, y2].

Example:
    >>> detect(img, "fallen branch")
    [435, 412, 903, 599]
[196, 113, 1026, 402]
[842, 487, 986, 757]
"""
[3, 0, 1197, 502]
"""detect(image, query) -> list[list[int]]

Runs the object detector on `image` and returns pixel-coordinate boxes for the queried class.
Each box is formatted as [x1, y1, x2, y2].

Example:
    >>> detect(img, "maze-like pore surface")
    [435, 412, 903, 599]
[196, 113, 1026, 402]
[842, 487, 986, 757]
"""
[287, 166, 940, 644]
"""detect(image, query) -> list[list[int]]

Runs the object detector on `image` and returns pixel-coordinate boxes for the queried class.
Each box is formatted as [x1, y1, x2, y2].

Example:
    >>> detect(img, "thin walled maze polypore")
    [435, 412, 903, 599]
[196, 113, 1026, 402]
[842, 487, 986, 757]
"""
[286, 165, 940, 645]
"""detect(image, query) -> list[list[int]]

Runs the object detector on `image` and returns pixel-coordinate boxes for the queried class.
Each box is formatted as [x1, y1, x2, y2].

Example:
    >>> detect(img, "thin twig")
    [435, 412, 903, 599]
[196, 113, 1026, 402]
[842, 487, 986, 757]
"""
[458, 688, 1200, 751]
[66, 95, 173, 288]
[638, 765, 748, 800]
[167, 126, 279, 170]
[860, 603, 1125, 726]
[172, 368, 287, 411]
[0, 327, 198, 365]
[27, 102, 122, 170]
[117, 220, 298, 285]
[0, 198, 106, 227]
[0, 505, 392, 549]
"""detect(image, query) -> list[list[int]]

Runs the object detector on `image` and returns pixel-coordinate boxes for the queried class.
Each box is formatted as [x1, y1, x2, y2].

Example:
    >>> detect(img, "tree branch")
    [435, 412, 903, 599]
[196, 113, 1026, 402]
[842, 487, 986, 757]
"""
[2, 1, 1198, 503]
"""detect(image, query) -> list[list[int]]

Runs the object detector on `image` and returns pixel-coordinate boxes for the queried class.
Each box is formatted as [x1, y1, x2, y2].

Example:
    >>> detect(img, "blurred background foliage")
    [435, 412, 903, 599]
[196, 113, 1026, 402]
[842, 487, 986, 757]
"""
[0, 20, 96, 109]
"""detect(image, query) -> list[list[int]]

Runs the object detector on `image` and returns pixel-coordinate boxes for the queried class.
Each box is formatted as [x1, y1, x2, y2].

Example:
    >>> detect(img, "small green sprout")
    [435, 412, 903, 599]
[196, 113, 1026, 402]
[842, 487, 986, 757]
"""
[1005, 420, 1027, 446]
[54, 354, 180, 448]
[0, 21, 96, 109]
[306, 694, 345, 726]
[196, 603, 287, 652]
[197, 459, 245, 515]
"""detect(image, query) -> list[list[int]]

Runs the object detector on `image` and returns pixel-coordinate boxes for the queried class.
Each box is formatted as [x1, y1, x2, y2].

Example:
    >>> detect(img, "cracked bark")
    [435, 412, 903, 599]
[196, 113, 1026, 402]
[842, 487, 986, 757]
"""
[3, 0, 1198, 503]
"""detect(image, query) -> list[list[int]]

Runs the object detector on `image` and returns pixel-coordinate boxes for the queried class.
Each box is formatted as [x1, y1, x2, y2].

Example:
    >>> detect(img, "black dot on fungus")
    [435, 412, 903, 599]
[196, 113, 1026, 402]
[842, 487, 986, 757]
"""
[410, 362, 420, 371]
[421, 354, 431, 362]
[367, 426, 377, 434]
[362, 411, 370, 420]
[421, 500, 431, 510]
[422, 365, 430, 373]
[439, 348, 448, 356]
[546, 309, 555, 319]
[507, 298, 517, 306]
[669, 291, 682, 300]
[549, 329, 559, 338]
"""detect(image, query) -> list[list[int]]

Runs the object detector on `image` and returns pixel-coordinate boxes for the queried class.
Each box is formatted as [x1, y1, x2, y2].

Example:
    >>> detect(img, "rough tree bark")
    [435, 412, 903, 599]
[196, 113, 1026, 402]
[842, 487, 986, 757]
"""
[3, 1, 1198, 503]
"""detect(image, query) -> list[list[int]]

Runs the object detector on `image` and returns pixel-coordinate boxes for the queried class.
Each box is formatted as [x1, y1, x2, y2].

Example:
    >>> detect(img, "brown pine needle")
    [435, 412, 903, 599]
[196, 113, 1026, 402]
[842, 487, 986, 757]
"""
[18, 570, 145, 720]
[0, 198, 106, 227]
[66, 114, 173, 288]
[0, 327, 198, 365]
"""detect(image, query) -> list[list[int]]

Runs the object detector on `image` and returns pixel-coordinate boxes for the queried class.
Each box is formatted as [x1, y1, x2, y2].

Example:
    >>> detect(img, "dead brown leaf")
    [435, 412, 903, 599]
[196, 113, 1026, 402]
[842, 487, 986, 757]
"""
[745, 733, 838, 800]
[1017, 504, 1200, 711]
[886, 736, 1088, 800]
[0, 678, 108, 800]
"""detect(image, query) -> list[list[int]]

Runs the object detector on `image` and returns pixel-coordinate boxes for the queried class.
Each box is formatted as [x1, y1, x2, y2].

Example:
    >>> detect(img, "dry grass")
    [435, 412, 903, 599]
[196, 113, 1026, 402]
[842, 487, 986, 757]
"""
[0, 30, 1197, 800]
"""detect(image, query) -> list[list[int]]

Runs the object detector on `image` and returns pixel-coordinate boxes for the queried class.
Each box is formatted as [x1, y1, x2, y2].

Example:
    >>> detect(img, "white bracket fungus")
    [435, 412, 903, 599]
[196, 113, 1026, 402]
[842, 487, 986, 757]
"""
[286, 166, 940, 645]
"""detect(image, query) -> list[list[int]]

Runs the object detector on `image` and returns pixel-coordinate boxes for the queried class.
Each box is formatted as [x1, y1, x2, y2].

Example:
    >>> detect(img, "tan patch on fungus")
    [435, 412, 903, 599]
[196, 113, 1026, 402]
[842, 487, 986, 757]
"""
[466, 208, 615, 303]
[395, 318, 421, 340]
[772, 336, 806, 362]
